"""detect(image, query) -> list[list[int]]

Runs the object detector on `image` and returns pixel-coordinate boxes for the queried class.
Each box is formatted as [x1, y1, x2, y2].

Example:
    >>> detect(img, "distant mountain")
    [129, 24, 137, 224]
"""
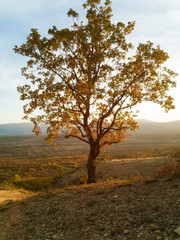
[0, 122, 34, 135]
[136, 119, 180, 134]
[0, 119, 180, 136]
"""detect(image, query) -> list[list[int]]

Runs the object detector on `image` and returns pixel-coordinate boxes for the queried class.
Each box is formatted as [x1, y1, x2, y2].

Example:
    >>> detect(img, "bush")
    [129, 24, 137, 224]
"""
[155, 162, 180, 178]
[13, 176, 55, 191]
[80, 175, 88, 184]
[13, 174, 21, 183]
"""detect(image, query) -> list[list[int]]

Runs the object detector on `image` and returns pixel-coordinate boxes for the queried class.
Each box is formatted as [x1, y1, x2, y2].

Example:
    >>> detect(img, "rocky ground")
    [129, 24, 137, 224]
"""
[0, 177, 179, 240]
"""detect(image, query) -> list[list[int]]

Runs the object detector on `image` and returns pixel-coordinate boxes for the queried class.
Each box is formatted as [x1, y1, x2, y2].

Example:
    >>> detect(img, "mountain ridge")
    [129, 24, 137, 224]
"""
[0, 119, 180, 135]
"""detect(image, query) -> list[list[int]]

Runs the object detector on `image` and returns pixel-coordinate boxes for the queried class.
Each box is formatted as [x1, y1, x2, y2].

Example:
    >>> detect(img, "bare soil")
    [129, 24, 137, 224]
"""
[0, 157, 179, 240]
[58, 156, 175, 187]
[0, 178, 179, 240]
[97, 156, 172, 179]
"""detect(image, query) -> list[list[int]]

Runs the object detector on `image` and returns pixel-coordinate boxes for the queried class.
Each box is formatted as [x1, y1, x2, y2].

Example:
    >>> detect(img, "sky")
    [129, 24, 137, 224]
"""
[0, 0, 180, 124]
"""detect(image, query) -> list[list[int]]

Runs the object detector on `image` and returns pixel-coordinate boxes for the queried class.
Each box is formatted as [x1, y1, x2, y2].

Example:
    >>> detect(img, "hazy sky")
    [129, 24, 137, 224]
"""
[0, 0, 179, 124]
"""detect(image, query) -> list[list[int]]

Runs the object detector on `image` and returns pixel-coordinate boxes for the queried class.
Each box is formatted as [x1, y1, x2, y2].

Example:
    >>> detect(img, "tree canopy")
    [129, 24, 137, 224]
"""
[14, 0, 178, 183]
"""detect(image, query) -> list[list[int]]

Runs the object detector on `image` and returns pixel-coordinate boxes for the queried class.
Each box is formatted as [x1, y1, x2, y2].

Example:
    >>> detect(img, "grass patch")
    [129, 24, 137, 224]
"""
[13, 176, 56, 192]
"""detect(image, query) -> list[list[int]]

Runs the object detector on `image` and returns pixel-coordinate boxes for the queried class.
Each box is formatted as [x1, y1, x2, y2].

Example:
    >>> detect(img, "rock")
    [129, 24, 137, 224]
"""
[149, 223, 160, 230]
[138, 225, 143, 231]
[117, 236, 123, 240]
[123, 229, 129, 234]
[52, 235, 59, 239]
[103, 232, 110, 237]
[175, 227, 180, 236]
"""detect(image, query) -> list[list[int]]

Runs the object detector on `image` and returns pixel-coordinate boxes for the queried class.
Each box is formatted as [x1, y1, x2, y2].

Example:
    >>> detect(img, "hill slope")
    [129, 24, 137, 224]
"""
[137, 119, 180, 134]
[0, 178, 179, 240]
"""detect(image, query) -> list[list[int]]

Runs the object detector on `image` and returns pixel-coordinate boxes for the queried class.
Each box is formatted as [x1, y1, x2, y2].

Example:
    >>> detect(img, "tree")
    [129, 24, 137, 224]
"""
[14, 0, 177, 183]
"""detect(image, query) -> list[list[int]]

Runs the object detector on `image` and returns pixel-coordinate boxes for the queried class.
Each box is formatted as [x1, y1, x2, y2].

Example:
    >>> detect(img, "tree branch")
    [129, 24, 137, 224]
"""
[66, 134, 89, 144]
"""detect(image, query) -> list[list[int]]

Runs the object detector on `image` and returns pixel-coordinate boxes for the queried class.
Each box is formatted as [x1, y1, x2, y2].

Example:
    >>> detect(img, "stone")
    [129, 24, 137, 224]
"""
[149, 223, 160, 230]
[103, 232, 110, 237]
[123, 229, 129, 234]
[138, 225, 143, 231]
[52, 235, 59, 239]
[175, 227, 180, 236]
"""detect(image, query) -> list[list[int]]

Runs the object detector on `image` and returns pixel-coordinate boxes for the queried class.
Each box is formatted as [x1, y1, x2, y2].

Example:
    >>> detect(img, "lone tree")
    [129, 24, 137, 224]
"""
[14, 0, 177, 183]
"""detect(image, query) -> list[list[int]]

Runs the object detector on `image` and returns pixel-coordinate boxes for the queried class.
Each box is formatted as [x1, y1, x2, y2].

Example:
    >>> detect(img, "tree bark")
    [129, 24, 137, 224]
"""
[87, 144, 99, 184]
[87, 159, 96, 184]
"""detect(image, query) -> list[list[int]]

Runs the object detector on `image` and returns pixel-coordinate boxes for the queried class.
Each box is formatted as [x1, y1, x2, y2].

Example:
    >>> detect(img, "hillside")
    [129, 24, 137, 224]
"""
[137, 119, 180, 135]
[0, 121, 180, 240]
[0, 178, 179, 240]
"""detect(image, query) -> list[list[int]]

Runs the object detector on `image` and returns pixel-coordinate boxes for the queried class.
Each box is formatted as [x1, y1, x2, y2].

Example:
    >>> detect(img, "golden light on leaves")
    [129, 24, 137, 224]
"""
[14, 0, 178, 183]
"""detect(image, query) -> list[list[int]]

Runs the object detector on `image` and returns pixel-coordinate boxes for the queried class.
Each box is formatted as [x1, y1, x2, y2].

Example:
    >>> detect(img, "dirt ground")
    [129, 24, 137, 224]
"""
[58, 156, 175, 187]
[0, 178, 179, 240]
[0, 157, 179, 240]
[97, 156, 173, 179]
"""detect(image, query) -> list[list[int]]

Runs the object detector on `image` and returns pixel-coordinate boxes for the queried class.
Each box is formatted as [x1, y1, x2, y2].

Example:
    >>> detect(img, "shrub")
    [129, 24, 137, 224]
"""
[13, 176, 55, 191]
[80, 175, 88, 184]
[13, 174, 21, 183]
[155, 162, 180, 178]
[129, 173, 144, 181]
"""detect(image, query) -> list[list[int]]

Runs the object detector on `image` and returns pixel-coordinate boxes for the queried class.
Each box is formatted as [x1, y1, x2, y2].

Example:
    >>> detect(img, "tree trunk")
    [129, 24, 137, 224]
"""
[87, 144, 99, 184]
[87, 160, 96, 184]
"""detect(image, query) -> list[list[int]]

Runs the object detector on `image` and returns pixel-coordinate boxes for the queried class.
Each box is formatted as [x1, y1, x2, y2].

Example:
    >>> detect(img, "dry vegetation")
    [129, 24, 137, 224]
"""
[0, 134, 179, 191]
[0, 135, 179, 240]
